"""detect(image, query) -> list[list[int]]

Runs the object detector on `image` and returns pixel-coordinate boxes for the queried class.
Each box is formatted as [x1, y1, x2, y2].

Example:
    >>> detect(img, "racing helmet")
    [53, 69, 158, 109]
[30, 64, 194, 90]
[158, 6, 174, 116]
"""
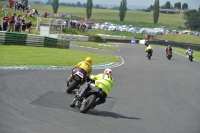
[104, 68, 112, 76]
[85, 57, 92, 64]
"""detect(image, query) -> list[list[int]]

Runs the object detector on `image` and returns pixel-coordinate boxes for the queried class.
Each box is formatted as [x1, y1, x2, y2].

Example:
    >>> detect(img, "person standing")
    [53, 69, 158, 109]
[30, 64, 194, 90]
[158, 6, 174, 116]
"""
[26, 20, 32, 33]
[2, 14, 9, 31]
[9, 13, 16, 32]
[15, 15, 21, 32]
[21, 17, 26, 33]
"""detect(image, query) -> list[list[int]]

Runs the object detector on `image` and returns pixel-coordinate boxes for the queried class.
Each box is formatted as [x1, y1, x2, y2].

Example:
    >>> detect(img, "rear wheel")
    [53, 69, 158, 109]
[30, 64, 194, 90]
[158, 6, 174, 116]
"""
[80, 94, 97, 113]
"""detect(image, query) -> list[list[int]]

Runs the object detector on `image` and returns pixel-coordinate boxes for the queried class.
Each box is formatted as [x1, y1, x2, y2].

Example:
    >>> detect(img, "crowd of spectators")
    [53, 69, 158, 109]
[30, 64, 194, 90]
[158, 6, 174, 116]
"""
[0, 0, 39, 33]
[1, 13, 32, 33]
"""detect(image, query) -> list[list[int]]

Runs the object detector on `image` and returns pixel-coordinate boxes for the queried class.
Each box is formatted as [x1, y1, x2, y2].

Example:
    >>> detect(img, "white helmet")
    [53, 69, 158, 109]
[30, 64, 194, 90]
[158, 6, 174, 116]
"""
[104, 68, 112, 76]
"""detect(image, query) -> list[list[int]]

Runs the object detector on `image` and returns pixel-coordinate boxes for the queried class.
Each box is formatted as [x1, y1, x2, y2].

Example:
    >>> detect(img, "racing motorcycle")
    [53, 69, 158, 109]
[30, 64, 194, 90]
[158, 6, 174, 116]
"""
[166, 50, 172, 60]
[146, 50, 152, 60]
[70, 81, 105, 113]
[66, 69, 86, 94]
[187, 51, 193, 62]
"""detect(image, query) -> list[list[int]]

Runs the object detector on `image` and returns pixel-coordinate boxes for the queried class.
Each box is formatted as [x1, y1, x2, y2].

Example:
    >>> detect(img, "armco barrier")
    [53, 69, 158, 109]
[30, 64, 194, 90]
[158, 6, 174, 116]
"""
[0, 31, 69, 48]
[150, 40, 200, 51]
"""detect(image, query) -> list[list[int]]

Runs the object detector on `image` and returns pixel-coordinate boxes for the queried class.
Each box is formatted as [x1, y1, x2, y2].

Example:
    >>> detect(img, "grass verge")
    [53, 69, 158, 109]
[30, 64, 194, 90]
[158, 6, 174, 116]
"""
[0, 45, 120, 66]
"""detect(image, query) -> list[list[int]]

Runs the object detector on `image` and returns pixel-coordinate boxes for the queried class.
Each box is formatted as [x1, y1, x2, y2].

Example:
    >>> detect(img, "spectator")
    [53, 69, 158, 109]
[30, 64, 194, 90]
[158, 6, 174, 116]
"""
[2, 14, 9, 31]
[10, 0, 14, 9]
[21, 17, 26, 33]
[0, 25, 2, 31]
[14, 1, 17, 12]
[9, 13, 16, 32]
[32, 8, 36, 15]
[2, 5, 8, 13]
[35, 9, 39, 16]
[22, 2, 25, 11]
[44, 11, 47, 18]
[26, 20, 32, 33]
[15, 15, 21, 32]
[65, 19, 68, 28]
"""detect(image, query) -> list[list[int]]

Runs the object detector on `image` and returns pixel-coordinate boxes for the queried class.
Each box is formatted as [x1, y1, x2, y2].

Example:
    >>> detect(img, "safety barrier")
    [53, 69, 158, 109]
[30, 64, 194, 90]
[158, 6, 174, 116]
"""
[0, 31, 69, 48]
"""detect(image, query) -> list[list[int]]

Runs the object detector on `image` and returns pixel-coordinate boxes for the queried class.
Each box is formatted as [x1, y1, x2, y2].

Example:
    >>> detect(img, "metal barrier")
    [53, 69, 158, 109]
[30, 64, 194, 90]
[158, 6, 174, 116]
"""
[0, 31, 70, 48]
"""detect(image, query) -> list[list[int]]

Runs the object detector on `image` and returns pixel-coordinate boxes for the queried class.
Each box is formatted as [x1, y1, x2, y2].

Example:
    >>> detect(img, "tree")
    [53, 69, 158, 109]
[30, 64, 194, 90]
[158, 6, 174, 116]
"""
[119, 0, 127, 22]
[184, 10, 200, 30]
[34, 1, 41, 4]
[52, 0, 59, 14]
[76, 2, 82, 7]
[174, 2, 181, 9]
[165, 1, 171, 9]
[198, 5, 200, 12]
[22, 0, 28, 7]
[153, 0, 159, 24]
[86, 0, 93, 19]
[46, 0, 52, 4]
[182, 3, 188, 9]
[148, 5, 153, 10]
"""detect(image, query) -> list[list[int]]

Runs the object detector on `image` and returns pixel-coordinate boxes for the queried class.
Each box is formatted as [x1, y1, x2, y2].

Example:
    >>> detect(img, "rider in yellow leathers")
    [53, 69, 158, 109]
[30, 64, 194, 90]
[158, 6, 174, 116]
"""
[145, 41, 153, 56]
[67, 57, 92, 86]
[76, 68, 114, 108]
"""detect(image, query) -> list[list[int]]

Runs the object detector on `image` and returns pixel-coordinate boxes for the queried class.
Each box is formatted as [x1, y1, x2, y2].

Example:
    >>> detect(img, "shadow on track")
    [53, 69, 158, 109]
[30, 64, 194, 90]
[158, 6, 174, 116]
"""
[88, 110, 142, 120]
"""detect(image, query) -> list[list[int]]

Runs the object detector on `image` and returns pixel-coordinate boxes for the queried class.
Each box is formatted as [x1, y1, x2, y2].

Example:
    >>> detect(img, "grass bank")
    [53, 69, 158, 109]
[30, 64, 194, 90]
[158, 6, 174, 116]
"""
[0, 45, 120, 66]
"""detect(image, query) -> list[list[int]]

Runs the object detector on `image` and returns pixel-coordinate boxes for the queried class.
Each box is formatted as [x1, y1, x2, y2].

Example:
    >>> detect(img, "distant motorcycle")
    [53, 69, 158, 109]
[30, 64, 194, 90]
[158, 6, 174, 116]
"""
[66, 69, 86, 94]
[187, 51, 193, 62]
[70, 81, 105, 113]
[166, 50, 172, 60]
[146, 50, 152, 60]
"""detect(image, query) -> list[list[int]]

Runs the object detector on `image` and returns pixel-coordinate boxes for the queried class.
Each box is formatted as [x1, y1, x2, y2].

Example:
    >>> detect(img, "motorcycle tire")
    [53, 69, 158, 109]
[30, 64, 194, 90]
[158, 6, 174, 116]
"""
[66, 80, 79, 94]
[148, 54, 151, 60]
[189, 57, 193, 62]
[80, 94, 97, 113]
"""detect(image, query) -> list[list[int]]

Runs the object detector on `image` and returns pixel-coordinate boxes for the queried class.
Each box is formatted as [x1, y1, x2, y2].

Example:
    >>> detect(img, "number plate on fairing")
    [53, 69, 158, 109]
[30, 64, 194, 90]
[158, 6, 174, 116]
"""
[75, 71, 84, 78]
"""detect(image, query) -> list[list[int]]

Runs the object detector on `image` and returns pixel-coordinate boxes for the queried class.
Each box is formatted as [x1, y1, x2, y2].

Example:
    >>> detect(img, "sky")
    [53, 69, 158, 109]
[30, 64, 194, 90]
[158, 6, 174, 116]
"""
[60, 0, 200, 9]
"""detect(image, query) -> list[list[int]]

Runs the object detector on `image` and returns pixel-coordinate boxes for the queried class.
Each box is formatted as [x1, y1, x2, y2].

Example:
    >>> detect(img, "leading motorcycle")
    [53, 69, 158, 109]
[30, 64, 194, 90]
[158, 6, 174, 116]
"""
[70, 81, 105, 113]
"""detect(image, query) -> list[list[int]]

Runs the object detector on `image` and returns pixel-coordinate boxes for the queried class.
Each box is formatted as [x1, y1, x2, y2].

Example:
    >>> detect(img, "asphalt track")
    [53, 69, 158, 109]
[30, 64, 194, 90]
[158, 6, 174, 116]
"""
[0, 44, 200, 133]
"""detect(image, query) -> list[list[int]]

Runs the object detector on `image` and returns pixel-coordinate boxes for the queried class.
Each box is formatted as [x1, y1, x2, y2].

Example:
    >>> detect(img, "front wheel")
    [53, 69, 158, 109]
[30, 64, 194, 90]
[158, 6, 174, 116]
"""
[189, 56, 193, 62]
[80, 94, 97, 113]
[66, 80, 79, 93]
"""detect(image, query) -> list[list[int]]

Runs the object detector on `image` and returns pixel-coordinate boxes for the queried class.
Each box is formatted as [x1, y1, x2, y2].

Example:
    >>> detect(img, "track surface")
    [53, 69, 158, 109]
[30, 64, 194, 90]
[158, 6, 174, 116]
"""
[0, 44, 200, 133]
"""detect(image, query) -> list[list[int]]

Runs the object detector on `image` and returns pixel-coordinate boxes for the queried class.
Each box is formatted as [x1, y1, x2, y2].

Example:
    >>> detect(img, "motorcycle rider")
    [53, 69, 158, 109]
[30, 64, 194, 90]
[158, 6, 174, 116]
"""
[145, 41, 153, 56]
[166, 45, 172, 54]
[186, 47, 193, 58]
[75, 68, 114, 108]
[67, 57, 92, 85]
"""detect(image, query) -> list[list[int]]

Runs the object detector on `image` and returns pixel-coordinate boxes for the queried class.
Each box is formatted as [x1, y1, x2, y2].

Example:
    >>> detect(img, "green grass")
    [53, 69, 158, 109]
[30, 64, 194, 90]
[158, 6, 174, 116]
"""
[71, 41, 118, 51]
[153, 44, 200, 61]
[0, 45, 120, 66]
[155, 34, 200, 45]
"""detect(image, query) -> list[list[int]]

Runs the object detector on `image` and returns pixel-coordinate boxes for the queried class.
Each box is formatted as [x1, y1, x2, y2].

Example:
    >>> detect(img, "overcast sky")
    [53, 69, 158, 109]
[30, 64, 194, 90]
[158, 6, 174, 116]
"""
[62, 0, 199, 9]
